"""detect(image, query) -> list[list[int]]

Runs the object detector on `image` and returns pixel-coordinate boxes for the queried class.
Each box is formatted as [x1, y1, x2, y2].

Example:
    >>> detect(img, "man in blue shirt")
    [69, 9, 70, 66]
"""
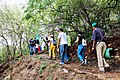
[91, 23, 109, 72]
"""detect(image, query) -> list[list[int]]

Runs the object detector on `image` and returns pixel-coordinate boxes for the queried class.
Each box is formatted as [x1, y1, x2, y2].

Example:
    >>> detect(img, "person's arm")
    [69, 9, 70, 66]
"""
[57, 38, 60, 48]
[75, 36, 79, 43]
[92, 40, 96, 50]
[49, 39, 52, 46]
[57, 33, 61, 49]
[92, 30, 96, 51]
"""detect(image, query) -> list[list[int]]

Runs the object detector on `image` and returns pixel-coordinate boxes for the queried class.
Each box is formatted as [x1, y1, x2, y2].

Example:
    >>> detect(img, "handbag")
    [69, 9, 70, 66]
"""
[82, 39, 87, 46]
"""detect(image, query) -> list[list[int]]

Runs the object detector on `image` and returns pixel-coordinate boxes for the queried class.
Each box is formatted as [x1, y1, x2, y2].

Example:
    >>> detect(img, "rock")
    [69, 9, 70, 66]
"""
[27, 64, 32, 69]
[4, 74, 12, 80]
[63, 68, 68, 73]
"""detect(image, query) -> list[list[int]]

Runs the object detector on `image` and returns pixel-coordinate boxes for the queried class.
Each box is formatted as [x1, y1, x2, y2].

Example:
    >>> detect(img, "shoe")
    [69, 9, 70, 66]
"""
[65, 60, 70, 64]
[84, 59, 87, 65]
[30, 55, 33, 57]
[99, 68, 105, 72]
[59, 62, 64, 65]
[80, 61, 85, 65]
[105, 66, 110, 72]
[52, 58, 56, 60]
[47, 57, 52, 60]
[105, 64, 110, 68]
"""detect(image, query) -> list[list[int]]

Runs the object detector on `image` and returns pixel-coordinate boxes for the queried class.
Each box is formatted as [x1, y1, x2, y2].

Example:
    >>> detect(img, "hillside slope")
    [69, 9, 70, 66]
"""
[0, 35, 120, 80]
[0, 53, 119, 80]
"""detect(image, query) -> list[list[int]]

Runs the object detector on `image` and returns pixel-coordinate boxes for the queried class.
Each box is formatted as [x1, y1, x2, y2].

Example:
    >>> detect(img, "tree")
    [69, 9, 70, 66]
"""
[0, 4, 27, 59]
[24, 0, 120, 32]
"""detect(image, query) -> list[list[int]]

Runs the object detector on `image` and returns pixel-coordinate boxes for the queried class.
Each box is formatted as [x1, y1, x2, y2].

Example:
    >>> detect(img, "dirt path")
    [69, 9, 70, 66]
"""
[2, 53, 120, 80]
[32, 54, 120, 80]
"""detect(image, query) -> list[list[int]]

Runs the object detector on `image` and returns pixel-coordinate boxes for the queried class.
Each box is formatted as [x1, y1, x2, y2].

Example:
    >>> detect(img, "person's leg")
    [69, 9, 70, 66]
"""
[60, 45, 64, 64]
[64, 44, 69, 61]
[81, 46, 85, 60]
[96, 42, 104, 71]
[42, 45, 44, 50]
[67, 46, 70, 58]
[52, 45, 56, 59]
[30, 46, 34, 56]
[33, 46, 36, 54]
[102, 42, 109, 67]
[49, 45, 52, 59]
[38, 46, 40, 53]
[77, 44, 84, 61]
[36, 44, 39, 53]
[35, 48, 38, 53]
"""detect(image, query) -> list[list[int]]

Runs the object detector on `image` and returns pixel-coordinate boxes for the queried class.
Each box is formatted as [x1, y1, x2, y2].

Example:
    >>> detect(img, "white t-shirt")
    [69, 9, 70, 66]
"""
[48, 36, 51, 46]
[35, 44, 39, 48]
[41, 41, 45, 50]
[58, 32, 68, 45]
[50, 38, 53, 45]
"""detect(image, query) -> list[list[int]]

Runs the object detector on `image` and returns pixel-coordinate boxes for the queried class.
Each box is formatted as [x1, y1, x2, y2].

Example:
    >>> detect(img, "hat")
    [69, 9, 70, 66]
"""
[92, 22, 97, 27]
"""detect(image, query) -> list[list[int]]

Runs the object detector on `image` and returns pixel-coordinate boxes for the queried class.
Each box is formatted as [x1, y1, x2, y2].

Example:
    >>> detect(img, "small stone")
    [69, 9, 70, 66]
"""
[63, 68, 68, 73]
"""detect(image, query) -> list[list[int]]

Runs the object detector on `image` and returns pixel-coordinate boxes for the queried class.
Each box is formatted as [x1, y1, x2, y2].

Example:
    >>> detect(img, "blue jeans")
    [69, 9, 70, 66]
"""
[60, 44, 69, 63]
[30, 46, 34, 55]
[35, 48, 38, 53]
[77, 44, 85, 61]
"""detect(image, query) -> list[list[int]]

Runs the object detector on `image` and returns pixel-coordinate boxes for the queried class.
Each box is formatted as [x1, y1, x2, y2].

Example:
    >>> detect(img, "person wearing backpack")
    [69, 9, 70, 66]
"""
[91, 22, 109, 72]
[48, 34, 56, 60]
[75, 31, 86, 65]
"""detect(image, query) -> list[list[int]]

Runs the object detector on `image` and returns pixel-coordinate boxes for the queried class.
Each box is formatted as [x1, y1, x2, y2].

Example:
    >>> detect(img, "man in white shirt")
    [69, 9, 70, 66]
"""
[57, 28, 69, 64]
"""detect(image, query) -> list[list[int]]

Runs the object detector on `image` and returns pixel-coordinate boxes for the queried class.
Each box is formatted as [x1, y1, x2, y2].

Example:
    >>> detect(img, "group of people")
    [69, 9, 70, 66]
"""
[29, 38, 41, 56]
[29, 22, 110, 72]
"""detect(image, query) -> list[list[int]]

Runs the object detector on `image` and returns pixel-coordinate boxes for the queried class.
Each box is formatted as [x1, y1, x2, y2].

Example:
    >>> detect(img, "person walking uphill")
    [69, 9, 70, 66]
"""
[91, 22, 109, 72]
[75, 32, 86, 65]
[57, 28, 69, 64]
[48, 34, 56, 60]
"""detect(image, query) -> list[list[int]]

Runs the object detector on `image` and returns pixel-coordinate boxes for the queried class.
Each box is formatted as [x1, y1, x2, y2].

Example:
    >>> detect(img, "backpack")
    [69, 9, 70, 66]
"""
[82, 39, 87, 46]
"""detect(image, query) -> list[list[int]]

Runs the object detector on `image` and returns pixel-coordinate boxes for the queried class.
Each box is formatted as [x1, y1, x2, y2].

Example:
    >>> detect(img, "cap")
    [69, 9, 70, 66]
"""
[92, 22, 97, 27]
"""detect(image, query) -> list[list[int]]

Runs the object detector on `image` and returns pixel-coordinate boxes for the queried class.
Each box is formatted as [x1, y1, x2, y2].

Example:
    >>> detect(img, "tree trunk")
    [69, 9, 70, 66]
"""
[13, 41, 17, 58]
[19, 36, 22, 56]
[1, 35, 12, 57]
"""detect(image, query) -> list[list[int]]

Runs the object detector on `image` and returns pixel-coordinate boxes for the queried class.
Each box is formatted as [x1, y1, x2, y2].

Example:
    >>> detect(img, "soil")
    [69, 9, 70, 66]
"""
[0, 35, 120, 80]
[0, 53, 120, 80]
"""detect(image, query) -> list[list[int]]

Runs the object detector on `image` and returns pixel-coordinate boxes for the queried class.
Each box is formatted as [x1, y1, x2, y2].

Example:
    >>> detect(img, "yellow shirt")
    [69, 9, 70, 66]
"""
[67, 35, 71, 46]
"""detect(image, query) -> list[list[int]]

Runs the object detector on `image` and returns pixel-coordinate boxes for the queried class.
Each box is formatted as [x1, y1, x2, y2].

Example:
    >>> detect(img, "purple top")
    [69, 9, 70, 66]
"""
[92, 28, 105, 42]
